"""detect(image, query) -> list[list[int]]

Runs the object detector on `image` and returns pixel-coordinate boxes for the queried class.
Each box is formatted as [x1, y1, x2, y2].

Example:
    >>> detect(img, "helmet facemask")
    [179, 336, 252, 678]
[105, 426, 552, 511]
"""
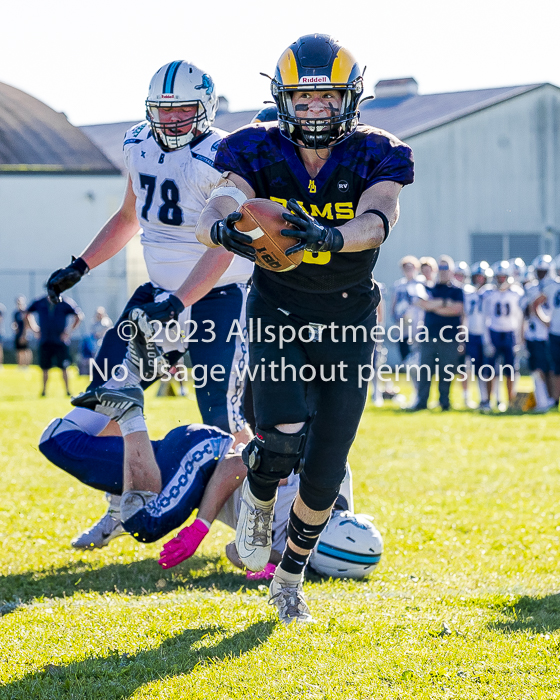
[272, 77, 363, 150]
[146, 100, 208, 151]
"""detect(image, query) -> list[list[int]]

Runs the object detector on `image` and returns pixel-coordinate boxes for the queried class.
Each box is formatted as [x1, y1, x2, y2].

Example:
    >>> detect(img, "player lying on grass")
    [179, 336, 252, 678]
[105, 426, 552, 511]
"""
[38, 409, 374, 583]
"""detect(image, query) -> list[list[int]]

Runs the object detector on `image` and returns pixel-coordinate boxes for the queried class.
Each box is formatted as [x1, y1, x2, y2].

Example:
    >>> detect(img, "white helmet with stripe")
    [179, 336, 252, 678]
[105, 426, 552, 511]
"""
[531, 254, 552, 271]
[309, 510, 383, 579]
[146, 61, 218, 151]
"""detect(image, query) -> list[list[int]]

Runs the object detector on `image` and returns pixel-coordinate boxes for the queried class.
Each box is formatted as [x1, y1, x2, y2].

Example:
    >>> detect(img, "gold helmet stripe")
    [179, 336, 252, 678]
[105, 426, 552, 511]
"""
[277, 48, 299, 85]
[331, 47, 358, 84]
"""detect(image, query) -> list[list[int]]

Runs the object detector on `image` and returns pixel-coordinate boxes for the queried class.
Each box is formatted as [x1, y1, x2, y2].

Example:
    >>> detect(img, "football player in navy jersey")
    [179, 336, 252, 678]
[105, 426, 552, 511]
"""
[44, 61, 253, 549]
[195, 34, 414, 624]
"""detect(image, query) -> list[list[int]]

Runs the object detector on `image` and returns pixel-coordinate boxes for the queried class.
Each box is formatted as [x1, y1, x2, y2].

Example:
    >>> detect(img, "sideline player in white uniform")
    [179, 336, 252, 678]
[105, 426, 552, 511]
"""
[483, 261, 523, 408]
[463, 261, 494, 410]
[390, 257, 427, 406]
[521, 255, 554, 411]
[533, 260, 560, 404]
[45, 61, 253, 547]
[452, 261, 471, 406]
[391, 256, 423, 361]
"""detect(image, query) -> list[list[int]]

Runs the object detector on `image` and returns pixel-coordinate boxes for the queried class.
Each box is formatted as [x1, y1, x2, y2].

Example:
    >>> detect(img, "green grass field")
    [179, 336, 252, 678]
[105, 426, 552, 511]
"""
[1, 365, 559, 699]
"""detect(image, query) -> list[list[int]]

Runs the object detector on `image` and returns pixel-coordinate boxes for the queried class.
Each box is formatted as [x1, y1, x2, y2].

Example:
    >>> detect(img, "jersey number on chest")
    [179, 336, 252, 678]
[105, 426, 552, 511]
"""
[139, 174, 183, 226]
[494, 301, 511, 316]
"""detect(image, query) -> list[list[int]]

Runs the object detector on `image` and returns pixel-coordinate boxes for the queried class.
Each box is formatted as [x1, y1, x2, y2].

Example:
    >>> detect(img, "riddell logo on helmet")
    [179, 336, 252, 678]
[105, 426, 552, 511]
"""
[300, 76, 329, 84]
[161, 94, 175, 99]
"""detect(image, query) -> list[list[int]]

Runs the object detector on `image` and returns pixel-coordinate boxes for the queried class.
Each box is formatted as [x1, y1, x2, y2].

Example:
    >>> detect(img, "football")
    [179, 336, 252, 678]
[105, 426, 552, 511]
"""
[235, 198, 304, 272]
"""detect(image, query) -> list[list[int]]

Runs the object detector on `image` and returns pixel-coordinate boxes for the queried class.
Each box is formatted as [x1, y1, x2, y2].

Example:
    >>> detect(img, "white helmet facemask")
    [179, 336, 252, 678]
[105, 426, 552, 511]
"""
[146, 61, 218, 151]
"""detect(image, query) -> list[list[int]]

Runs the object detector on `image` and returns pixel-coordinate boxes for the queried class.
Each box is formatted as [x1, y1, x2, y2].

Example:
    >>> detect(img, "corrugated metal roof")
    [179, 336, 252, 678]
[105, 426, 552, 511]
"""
[359, 84, 546, 139]
[78, 83, 552, 172]
[80, 109, 257, 174]
[0, 82, 120, 174]
[80, 121, 137, 174]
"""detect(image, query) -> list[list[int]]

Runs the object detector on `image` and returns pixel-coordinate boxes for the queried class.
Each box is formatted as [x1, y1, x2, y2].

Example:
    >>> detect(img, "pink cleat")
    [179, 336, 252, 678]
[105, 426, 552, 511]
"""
[158, 519, 209, 569]
[246, 563, 276, 580]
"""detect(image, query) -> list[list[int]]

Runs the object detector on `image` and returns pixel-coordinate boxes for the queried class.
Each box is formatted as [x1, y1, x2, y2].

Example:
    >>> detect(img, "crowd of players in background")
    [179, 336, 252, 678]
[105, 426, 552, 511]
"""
[378, 253, 560, 413]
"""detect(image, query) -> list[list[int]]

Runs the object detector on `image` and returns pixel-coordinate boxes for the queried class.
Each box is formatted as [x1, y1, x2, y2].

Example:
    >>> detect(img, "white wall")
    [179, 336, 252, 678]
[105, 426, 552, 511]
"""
[377, 84, 560, 289]
[0, 173, 129, 330]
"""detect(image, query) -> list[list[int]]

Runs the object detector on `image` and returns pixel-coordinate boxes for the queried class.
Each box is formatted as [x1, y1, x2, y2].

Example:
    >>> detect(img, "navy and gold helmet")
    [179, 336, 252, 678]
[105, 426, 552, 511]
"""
[251, 105, 278, 123]
[271, 34, 364, 149]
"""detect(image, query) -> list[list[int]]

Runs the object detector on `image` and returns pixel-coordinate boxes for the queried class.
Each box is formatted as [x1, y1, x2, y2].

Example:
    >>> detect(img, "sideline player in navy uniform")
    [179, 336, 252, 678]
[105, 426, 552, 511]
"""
[44, 61, 252, 548]
[194, 35, 414, 623]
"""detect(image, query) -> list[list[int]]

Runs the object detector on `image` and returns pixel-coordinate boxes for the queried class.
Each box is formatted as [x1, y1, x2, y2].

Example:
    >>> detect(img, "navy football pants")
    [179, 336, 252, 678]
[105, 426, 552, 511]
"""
[87, 282, 248, 433]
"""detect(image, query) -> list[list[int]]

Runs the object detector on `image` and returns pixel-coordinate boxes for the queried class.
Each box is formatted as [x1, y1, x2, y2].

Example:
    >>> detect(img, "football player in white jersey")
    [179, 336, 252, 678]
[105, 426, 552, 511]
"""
[390, 257, 427, 406]
[452, 261, 472, 406]
[483, 261, 523, 409]
[521, 255, 554, 411]
[464, 261, 494, 410]
[532, 258, 560, 404]
[391, 256, 422, 361]
[454, 261, 470, 286]
[508, 258, 528, 287]
[45, 61, 253, 547]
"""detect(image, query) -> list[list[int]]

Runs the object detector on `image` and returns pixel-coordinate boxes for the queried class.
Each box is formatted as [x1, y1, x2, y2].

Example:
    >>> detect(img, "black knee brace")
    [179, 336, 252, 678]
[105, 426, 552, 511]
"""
[287, 506, 330, 551]
[243, 424, 308, 482]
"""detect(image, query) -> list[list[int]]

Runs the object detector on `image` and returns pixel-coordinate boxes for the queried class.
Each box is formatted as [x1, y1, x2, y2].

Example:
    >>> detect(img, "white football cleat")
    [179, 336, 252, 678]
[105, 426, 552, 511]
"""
[71, 493, 126, 549]
[269, 577, 313, 625]
[235, 480, 275, 572]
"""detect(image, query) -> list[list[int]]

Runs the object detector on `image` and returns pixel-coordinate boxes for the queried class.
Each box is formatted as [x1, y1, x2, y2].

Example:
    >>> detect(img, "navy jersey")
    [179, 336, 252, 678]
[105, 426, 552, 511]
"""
[423, 282, 465, 334]
[215, 123, 414, 322]
[27, 295, 80, 344]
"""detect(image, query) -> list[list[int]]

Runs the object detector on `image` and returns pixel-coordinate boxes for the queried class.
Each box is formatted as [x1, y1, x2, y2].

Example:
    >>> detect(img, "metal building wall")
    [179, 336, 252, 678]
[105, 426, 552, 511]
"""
[376, 84, 560, 288]
[0, 173, 129, 331]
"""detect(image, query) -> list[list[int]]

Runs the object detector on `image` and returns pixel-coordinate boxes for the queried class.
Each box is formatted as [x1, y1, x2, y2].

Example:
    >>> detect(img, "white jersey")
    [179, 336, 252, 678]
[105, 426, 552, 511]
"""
[391, 276, 427, 335]
[123, 121, 253, 291]
[484, 288, 522, 333]
[521, 280, 550, 341]
[464, 283, 493, 336]
[542, 278, 560, 336]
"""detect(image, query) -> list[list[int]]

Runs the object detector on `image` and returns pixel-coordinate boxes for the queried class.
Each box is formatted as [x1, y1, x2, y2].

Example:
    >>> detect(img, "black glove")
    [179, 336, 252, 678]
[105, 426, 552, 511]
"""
[210, 212, 256, 262]
[46, 256, 89, 303]
[281, 199, 344, 256]
[131, 294, 185, 325]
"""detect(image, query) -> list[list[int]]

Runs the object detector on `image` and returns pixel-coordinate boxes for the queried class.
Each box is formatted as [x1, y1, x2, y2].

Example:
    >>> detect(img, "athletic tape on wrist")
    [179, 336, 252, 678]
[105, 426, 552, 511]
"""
[362, 209, 391, 242]
[119, 413, 148, 437]
[208, 186, 248, 208]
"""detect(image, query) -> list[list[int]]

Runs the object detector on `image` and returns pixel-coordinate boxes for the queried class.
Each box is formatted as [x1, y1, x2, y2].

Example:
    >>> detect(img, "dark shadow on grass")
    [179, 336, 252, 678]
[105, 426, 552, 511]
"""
[0, 555, 268, 615]
[0, 621, 274, 699]
[489, 593, 560, 634]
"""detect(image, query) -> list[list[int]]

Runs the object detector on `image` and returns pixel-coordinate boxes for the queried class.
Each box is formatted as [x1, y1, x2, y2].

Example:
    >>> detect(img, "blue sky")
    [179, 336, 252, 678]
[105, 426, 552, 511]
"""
[2, 0, 559, 125]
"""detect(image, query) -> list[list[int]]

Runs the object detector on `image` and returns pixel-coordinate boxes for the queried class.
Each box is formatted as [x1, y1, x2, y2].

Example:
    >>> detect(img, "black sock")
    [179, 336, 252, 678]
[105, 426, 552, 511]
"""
[247, 471, 279, 502]
[280, 543, 311, 576]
